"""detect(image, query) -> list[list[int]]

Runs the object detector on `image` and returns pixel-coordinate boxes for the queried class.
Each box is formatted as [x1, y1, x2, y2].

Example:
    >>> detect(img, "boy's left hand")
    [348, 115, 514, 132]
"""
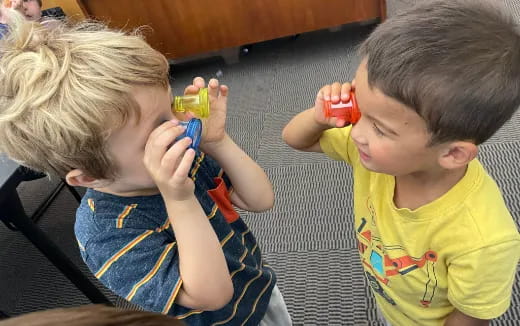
[183, 77, 229, 149]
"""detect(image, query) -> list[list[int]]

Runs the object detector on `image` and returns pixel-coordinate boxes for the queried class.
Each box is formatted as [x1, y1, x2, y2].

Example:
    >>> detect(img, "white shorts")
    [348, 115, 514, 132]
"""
[259, 285, 292, 326]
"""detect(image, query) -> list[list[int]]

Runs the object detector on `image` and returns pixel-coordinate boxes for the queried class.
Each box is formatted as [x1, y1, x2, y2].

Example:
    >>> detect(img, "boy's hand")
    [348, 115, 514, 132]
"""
[184, 77, 229, 148]
[315, 82, 354, 128]
[144, 120, 196, 201]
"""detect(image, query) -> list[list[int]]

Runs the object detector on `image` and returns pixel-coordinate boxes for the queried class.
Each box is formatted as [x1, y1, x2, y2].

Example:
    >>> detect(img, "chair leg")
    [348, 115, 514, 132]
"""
[63, 181, 82, 203]
[2, 191, 112, 305]
[30, 182, 67, 224]
[29, 180, 82, 223]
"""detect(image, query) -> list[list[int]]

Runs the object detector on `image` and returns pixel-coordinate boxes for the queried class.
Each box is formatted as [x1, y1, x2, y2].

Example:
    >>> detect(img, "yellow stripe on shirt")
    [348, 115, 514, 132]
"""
[241, 229, 251, 245]
[208, 204, 219, 220]
[241, 269, 273, 326]
[155, 219, 170, 233]
[162, 278, 183, 314]
[177, 247, 249, 320]
[211, 270, 263, 326]
[116, 204, 137, 229]
[251, 243, 258, 255]
[95, 229, 154, 278]
[126, 242, 176, 301]
[220, 230, 235, 246]
[87, 198, 95, 212]
[190, 152, 205, 181]
[176, 309, 204, 320]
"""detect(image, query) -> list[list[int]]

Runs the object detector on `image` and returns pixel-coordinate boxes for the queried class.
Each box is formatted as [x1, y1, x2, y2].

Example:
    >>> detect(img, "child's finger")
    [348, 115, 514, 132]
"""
[193, 77, 205, 89]
[208, 78, 219, 99]
[161, 137, 192, 174]
[331, 82, 342, 103]
[171, 148, 196, 184]
[341, 83, 351, 102]
[184, 85, 199, 95]
[220, 85, 229, 97]
[319, 85, 332, 101]
[148, 120, 180, 142]
[145, 123, 184, 168]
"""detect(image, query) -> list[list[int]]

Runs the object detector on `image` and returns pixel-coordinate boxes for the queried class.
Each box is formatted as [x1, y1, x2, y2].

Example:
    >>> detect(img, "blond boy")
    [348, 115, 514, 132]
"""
[0, 13, 291, 325]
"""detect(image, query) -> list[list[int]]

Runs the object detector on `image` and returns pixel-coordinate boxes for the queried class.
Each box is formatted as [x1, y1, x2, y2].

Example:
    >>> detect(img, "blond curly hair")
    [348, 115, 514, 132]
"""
[0, 12, 169, 179]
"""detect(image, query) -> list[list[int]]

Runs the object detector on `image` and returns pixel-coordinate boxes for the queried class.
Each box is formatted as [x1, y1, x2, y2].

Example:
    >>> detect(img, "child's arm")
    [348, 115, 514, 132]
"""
[445, 309, 489, 326]
[188, 77, 274, 212]
[282, 82, 353, 152]
[203, 133, 274, 212]
[144, 121, 233, 311]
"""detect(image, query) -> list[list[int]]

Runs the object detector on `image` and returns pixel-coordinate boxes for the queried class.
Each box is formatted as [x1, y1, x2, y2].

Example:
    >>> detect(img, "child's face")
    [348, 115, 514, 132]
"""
[21, 0, 40, 20]
[102, 85, 176, 196]
[350, 60, 444, 176]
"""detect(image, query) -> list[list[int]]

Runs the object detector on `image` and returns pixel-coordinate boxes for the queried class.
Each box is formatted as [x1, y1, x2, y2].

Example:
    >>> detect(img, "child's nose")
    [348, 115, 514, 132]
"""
[350, 122, 368, 145]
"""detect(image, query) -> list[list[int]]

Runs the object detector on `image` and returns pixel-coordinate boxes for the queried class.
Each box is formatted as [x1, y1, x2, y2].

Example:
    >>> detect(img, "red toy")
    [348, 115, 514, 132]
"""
[324, 91, 361, 124]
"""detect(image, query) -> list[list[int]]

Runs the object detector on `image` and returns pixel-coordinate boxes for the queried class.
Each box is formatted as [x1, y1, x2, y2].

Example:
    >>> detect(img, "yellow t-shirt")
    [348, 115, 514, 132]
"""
[320, 126, 520, 325]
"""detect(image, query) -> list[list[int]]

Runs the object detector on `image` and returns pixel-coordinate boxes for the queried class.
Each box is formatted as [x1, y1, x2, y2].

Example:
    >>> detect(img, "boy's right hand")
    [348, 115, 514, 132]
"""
[144, 120, 197, 201]
[315, 82, 354, 128]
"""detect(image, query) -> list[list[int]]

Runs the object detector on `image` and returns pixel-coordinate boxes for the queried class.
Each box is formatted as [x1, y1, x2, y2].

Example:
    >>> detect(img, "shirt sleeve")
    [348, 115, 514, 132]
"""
[319, 125, 357, 164]
[83, 227, 182, 315]
[447, 239, 520, 320]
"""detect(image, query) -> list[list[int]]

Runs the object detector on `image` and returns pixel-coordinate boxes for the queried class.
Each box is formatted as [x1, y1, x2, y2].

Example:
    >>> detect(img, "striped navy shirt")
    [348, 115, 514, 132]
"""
[75, 152, 276, 325]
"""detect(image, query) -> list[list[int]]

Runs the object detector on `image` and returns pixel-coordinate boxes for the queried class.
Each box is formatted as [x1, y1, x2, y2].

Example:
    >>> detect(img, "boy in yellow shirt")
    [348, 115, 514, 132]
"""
[283, 0, 520, 325]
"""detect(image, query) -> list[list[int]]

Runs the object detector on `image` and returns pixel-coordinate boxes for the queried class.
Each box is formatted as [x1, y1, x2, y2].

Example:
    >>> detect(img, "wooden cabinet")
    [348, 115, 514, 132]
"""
[74, 0, 386, 60]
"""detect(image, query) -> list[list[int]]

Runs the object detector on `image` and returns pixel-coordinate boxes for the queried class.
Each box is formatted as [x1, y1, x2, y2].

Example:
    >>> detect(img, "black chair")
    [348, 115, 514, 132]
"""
[41, 6, 66, 20]
[0, 155, 112, 318]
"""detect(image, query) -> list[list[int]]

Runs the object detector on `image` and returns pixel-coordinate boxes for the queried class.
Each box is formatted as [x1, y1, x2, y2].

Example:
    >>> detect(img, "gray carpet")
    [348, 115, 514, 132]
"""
[1, 0, 519, 325]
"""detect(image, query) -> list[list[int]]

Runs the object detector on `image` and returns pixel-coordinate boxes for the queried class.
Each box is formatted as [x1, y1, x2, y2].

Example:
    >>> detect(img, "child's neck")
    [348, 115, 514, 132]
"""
[95, 186, 161, 197]
[393, 165, 468, 211]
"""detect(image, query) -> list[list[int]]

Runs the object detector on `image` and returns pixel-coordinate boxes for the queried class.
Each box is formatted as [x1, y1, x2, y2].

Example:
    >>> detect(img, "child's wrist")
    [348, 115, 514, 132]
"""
[200, 133, 232, 155]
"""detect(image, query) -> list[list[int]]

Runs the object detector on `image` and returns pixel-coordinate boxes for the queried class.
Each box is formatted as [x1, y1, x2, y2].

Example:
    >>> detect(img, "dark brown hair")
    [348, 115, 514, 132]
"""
[359, 0, 520, 145]
[0, 305, 185, 326]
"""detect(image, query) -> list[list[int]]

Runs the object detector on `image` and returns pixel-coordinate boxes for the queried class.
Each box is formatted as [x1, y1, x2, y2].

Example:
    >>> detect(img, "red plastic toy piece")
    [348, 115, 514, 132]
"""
[324, 91, 361, 124]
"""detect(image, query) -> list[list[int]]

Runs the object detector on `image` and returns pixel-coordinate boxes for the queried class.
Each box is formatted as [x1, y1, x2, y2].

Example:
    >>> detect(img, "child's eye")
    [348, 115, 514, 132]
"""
[373, 123, 385, 136]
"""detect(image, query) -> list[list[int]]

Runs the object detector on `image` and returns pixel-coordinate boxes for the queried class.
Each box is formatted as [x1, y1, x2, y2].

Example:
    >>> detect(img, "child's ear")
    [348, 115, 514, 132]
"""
[65, 169, 112, 188]
[438, 141, 478, 170]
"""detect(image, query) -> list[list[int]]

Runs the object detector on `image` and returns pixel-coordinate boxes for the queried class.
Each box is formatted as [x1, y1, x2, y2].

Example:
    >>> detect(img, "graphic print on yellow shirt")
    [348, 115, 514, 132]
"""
[356, 199, 439, 308]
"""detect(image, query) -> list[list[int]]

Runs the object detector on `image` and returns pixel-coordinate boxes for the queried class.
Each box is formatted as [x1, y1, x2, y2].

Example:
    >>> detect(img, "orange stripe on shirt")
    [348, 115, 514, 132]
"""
[190, 153, 205, 181]
[87, 198, 95, 212]
[116, 204, 137, 229]
[126, 242, 176, 301]
[162, 278, 183, 314]
[95, 229, 154, 279]
[155, 219, 170, 233]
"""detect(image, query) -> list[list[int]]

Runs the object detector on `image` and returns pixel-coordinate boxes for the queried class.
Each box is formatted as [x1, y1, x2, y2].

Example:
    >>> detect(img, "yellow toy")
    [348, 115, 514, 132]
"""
[172, 88, 210, 118]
